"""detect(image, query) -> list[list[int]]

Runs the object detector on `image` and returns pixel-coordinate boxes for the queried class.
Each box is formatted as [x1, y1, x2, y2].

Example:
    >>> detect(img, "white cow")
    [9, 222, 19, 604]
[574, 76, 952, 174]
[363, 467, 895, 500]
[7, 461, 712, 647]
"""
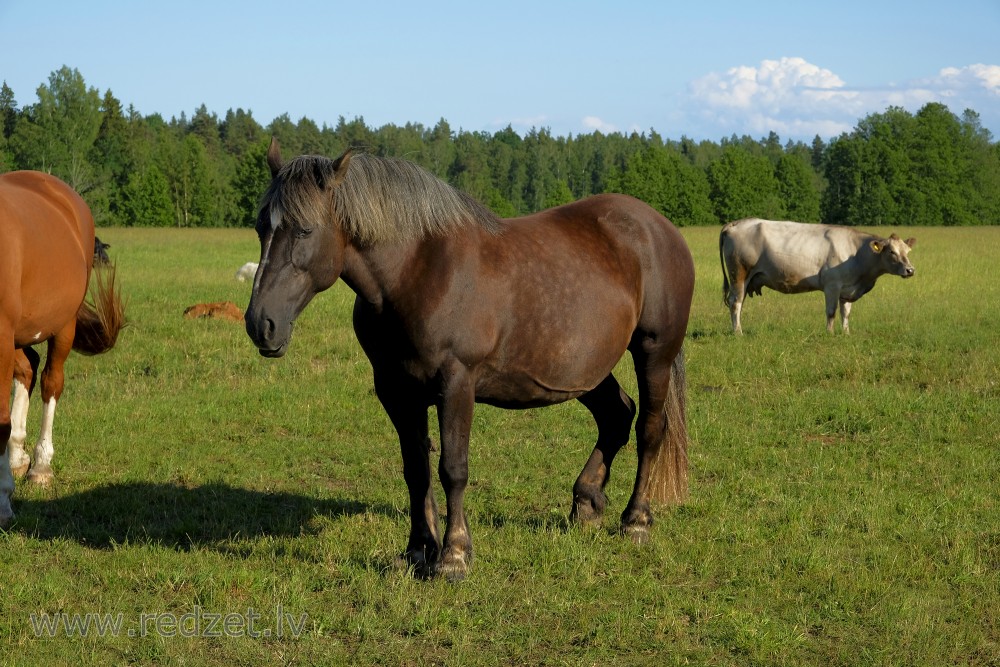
[720, 218, 916, 334]
[235, 262, 259, 283]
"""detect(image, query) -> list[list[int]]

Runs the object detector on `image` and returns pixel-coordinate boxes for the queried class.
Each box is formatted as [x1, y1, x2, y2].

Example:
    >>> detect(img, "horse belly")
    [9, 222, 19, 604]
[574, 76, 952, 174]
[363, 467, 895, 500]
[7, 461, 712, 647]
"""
[476, 305, 634, 408]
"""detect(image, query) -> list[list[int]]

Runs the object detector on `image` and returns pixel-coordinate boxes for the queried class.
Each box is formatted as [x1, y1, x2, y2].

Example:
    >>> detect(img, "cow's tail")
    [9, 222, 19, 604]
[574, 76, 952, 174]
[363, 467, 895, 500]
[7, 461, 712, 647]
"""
[648, 346, 689, 505]
[73, 263, 127, 355]
[719, 225, 732, 306]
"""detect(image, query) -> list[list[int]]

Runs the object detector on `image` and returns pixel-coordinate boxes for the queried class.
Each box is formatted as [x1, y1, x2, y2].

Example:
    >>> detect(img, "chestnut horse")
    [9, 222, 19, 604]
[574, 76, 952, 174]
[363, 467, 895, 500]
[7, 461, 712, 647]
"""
[0, 171, 126, 526]
[246, 140, 695, 580]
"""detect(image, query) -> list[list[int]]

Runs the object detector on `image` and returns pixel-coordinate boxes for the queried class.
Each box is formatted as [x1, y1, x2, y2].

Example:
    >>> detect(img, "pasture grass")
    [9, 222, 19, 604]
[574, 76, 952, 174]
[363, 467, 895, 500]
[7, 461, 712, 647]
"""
[1, 225, 997, 665]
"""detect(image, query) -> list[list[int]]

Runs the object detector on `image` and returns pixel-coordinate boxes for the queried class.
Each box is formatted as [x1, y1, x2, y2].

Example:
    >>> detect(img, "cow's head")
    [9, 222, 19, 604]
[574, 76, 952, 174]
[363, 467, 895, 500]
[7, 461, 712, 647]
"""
[94, 236, 112, 266]
[870, 234, 916, 278]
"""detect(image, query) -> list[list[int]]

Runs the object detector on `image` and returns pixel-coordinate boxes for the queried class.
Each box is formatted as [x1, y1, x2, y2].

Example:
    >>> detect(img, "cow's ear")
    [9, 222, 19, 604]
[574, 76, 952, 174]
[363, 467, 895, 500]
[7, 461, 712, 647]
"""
[904, 237, 916, 248]
[870, 239, 884, 253]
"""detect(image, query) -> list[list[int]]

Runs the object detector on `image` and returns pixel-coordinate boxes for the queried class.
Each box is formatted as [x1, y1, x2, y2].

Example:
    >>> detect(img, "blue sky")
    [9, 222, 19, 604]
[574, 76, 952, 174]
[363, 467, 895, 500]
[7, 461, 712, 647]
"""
[2, 1, 998, 143]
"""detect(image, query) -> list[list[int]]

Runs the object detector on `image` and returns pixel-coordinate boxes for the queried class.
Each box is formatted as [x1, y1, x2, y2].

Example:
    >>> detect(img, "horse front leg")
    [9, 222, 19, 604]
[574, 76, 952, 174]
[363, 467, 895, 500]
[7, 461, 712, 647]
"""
[374, 372, 440, 577]
[8, 348, 39, 477]
[0, 337, 16, 526]
[435, 362, 475, 582]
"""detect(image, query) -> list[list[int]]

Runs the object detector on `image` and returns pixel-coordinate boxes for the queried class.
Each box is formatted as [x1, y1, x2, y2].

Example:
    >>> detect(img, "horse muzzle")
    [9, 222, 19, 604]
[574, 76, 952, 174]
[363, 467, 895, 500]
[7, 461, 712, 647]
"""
[245, 310, 292, 358]
[257, 340, 288, 358]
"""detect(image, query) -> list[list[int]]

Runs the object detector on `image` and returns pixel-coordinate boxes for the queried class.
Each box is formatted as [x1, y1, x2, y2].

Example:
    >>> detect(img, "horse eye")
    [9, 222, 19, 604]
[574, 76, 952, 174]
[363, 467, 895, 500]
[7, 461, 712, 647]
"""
[295, 227, 313, 239]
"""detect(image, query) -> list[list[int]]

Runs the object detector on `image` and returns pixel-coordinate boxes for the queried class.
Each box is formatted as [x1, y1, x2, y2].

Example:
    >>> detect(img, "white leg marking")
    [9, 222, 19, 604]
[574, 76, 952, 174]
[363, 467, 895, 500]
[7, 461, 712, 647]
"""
[31, 397, 57, 471]
[7, 379, 31, 474]
[26, 396, 57, 486]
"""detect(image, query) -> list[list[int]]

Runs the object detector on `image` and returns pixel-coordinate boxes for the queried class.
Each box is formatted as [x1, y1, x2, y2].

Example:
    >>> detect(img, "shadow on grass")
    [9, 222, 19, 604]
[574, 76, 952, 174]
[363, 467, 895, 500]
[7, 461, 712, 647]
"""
[12, 481, 398, 551]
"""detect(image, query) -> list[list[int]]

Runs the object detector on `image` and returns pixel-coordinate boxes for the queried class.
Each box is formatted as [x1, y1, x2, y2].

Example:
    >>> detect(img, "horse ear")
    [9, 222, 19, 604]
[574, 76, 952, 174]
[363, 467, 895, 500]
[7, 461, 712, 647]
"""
[331, 149, 354, 186]
[266, 137, 283, 177]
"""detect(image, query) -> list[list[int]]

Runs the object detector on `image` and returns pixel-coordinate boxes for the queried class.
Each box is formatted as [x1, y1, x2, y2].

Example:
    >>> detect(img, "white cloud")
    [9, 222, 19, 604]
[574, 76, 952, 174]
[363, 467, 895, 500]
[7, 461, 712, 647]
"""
[924, 64, 1000, 96]
[581, 116, 618, 133]
[690, 57, 851, 110]
[686, 57, 1000, 140]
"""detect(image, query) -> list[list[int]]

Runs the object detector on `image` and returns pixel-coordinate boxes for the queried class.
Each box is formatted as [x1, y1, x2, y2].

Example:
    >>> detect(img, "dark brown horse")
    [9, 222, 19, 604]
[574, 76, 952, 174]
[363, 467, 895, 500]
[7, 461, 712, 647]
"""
[0, 171, 126, 526]
[246, 140, 695, 580]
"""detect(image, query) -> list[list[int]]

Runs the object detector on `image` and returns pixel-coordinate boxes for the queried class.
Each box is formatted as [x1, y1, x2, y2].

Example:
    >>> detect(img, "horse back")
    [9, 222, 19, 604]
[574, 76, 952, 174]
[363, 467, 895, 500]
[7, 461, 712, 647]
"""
[515, 194, 695, 336]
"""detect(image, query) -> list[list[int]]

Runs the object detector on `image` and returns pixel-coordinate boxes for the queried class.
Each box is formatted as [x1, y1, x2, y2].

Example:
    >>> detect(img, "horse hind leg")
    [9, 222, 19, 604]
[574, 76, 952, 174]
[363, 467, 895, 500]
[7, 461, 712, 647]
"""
[26, 325, 74, 487]
[8, 348, 39, 477]
[623, 342, 689, 544]
[571, 374, 636, 527]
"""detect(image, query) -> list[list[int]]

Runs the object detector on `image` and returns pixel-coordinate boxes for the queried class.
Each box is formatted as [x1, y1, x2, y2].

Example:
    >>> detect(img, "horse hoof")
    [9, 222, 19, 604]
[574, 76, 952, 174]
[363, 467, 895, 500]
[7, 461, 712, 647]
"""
[570, 502, 604, 528]
[434, 550, 471, 582]
[622, 524, 650, 545]
[395, 550, 435, 580]
[25, 467, 53, 487]
[10, 463, 30, 478]
[435, 562, 468, 583]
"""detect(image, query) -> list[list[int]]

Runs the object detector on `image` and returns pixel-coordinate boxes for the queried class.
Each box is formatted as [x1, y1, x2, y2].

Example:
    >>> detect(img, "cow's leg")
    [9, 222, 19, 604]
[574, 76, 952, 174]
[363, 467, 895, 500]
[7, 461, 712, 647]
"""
[824, 289, 840, 333]
[840, 300, 852, 334]
[727, 278, 747, 334]
[731, 299, 744, 334]
[8, 348, 39, 477]
[26, 323, 74, 486]
[571, 373, 636, 526]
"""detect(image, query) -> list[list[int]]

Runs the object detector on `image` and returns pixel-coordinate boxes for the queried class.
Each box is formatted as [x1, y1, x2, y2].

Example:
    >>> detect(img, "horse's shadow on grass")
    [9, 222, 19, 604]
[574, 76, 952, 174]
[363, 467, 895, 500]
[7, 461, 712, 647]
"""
[12, 481, 398, 552]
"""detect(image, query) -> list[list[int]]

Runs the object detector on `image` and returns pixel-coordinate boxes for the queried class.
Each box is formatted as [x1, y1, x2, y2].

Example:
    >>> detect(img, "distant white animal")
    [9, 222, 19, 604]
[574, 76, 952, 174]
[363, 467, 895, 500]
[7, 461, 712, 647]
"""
[235, 262, 259, 283]
[720, 218, 916, 334]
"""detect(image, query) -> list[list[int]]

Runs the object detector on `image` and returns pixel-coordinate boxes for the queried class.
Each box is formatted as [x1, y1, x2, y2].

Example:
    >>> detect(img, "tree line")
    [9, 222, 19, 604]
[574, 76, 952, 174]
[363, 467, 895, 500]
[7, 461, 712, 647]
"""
[2, 66, 998, 228]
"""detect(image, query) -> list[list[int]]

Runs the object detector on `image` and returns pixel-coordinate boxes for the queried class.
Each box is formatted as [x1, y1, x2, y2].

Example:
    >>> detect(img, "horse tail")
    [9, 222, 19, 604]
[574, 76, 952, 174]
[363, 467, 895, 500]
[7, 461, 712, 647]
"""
[648, 346, 689, 505]
[720, 225, 732, 307]
[73, 263, 127, 355]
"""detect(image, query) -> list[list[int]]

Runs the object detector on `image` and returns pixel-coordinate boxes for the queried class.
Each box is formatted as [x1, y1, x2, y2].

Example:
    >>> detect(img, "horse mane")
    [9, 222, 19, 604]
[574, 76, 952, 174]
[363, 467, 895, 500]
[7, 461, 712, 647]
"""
[263, 152, 502, 244]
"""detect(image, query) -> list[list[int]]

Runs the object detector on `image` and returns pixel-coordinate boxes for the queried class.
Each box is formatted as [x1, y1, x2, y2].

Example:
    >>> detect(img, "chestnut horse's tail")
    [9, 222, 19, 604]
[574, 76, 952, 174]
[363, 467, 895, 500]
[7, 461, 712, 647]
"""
[73, 264, 127, 355]
[648, 346, 689, 505]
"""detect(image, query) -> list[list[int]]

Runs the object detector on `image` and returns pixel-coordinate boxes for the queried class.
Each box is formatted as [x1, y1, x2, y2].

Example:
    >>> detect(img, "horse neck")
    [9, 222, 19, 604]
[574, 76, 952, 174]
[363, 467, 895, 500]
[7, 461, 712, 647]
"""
[340, 237, 424, 311]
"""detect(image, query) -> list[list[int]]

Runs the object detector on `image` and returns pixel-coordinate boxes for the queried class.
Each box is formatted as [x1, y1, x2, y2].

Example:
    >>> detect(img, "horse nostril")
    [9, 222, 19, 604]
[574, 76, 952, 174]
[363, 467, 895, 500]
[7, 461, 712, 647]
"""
[264, 318, 276, 340]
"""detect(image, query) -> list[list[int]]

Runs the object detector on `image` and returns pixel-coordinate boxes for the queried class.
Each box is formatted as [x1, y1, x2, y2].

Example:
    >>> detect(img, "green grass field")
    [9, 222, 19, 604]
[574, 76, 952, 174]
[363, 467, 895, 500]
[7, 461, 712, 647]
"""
[1, 225, 997, 666]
